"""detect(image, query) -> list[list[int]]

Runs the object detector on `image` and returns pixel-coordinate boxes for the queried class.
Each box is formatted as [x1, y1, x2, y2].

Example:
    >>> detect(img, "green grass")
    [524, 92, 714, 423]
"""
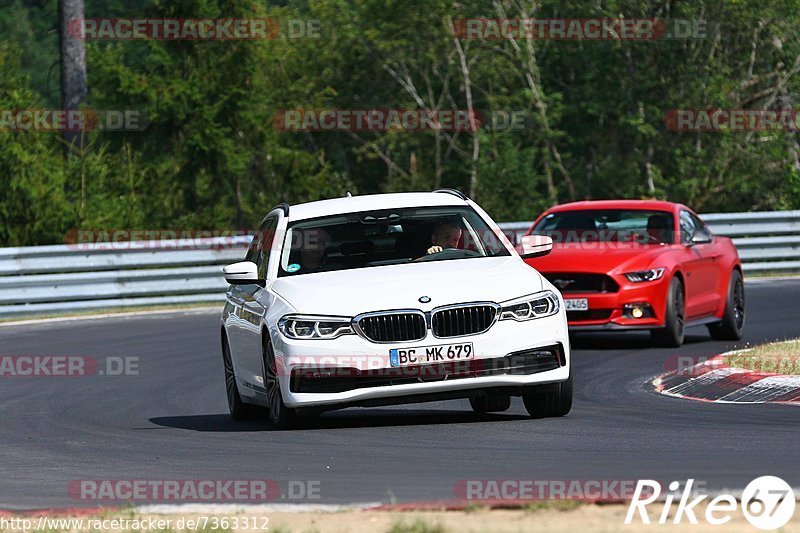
[743, 271, 800, 279]
[726, 339, 800, 374]
[462, 502, 486, 514]
[522, 500, 584, 513]
[388, 518, 447, 533]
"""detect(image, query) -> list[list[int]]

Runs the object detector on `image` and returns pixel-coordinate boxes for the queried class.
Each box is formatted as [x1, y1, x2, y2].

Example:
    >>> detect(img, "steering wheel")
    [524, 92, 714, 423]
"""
[416, 248, 481, 262]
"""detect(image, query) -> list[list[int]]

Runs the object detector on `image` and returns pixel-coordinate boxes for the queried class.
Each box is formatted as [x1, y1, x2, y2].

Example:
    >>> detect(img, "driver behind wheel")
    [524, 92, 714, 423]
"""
[646, 213, 674, 244]
[291, 228, 343, 274]
[426, 222, 463, 255]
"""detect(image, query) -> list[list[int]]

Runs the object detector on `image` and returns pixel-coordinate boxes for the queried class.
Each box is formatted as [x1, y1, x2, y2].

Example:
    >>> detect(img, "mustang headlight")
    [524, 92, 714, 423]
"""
[624, 267, 665, 283]
[499, 291, 560, 321]
[278, 315, 354, 340]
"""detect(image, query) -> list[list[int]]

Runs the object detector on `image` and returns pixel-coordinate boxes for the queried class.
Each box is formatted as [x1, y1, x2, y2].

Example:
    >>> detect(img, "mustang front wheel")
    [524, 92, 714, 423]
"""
[708, 270, 745, 340]
[651, 277, 685, 347]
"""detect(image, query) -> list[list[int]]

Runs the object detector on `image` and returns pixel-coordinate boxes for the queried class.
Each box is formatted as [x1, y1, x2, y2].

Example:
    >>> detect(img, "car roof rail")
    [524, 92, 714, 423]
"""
[259, 203, 290, 227]
[273, 203, 290, 216]
[433, 188, 469, 201]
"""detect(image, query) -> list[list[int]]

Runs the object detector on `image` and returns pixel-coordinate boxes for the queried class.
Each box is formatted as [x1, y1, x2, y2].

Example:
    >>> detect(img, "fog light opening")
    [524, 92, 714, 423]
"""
[624, 303, 654, 319]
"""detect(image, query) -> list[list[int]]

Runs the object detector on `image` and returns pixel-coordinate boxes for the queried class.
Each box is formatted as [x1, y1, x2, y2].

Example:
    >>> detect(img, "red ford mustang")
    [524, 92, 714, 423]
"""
[524, 200, 745, 346]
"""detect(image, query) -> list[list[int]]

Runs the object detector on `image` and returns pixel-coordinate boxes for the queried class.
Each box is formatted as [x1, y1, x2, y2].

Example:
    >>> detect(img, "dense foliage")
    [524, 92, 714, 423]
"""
[1, 0, 799, 245]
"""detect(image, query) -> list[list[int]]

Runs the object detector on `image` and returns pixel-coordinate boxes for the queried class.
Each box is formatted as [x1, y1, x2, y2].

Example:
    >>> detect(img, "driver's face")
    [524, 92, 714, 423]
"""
[432, 226, 462, 248]
[301, 229, 330, 262]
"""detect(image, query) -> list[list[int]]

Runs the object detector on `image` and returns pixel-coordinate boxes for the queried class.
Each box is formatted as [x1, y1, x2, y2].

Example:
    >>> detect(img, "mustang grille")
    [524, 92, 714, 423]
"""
[356, 312, 427, 343]
[431, 304, 497, 338]
[544, 273, 619, 293]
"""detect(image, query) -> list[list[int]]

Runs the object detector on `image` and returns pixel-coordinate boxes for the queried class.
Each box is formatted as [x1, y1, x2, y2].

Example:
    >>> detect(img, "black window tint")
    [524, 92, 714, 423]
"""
[531, 209, 675, 244]
[244, 216, 278, 280]
[279, 206, 509, 277]
[244, 234, 261, 263]
[257, 217, 278, 279]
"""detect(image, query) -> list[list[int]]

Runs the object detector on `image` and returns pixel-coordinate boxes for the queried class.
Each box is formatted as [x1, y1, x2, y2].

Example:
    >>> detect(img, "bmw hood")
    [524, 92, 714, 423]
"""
[270, 256, 544, 316]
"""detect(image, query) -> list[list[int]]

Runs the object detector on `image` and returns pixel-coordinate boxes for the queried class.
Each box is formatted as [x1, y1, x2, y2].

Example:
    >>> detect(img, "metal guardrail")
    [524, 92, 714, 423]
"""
[701, 211, 800, 271]
[0, 211, 797, 318]
[0, 238, 247, 318]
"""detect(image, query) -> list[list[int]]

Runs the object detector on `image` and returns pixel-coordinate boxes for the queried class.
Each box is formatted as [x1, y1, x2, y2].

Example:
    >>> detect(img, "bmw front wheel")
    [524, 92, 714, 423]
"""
[522, 372, 573, 418]
[263, 335, 298, 429]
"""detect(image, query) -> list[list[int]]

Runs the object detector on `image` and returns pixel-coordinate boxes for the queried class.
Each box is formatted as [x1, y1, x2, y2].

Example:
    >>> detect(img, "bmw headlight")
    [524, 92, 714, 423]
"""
[499, 291, 560, 321]
[278, 315, 354, 340]
[624, 267, 665, 283]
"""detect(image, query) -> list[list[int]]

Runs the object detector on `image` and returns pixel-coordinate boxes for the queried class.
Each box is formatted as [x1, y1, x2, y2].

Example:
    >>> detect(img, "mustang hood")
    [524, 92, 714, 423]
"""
[527, 243, 675, 274]
[271, 256, 543, 316]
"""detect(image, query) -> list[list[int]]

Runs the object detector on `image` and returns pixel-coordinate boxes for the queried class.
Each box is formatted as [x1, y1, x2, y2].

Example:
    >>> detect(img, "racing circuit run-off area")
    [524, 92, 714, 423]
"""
[2, 1, 800, 532]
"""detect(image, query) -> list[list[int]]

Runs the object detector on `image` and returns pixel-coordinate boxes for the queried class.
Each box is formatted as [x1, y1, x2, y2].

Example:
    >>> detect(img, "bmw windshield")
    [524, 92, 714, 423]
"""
[279, 206, 511, 276]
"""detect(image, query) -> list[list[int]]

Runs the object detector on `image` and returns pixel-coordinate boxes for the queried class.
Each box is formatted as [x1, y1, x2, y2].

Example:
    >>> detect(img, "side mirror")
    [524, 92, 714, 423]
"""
[223, 261, 264, 286]
[520, 234, 553, 259]
[689, 230, 713, 246]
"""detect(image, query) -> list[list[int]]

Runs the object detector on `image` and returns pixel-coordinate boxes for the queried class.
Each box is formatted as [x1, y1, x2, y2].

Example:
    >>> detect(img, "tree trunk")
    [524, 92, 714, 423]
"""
[59, 0, 87, 154]
[450, 18, 479, 199]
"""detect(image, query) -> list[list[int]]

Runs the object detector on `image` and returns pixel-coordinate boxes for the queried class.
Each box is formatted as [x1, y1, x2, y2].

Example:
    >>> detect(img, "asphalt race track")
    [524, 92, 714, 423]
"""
[1, 280, 798, 509]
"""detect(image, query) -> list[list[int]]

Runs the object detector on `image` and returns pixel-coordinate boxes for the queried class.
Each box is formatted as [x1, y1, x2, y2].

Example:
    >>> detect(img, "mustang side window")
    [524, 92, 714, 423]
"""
[689, 212, 712, 242]
[679, 211, 696, 244]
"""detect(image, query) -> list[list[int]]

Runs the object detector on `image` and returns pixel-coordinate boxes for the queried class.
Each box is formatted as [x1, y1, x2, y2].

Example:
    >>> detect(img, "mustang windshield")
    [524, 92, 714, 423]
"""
[532, 209, 676, 245]
[279, 206, 510, 276]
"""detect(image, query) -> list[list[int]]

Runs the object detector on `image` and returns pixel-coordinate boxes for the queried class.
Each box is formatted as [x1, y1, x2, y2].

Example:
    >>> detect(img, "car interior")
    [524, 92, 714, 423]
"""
[534, 210, 676, 244]
[646, 213, 675, 244]
[284, 218, 468, 273]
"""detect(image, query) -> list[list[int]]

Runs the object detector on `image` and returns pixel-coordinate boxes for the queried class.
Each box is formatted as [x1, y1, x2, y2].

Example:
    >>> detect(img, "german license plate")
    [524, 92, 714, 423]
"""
[564, 298, 589, 311]
[389, 342, 474, 367]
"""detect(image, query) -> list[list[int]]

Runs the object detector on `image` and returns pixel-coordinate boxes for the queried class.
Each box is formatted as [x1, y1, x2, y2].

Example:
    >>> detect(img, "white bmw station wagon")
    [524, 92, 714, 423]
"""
[221, 190, 571, 428]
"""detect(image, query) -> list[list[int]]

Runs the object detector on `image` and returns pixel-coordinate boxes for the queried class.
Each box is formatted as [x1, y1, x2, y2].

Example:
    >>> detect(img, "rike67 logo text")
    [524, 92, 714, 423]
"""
[626, 477, 795, 530]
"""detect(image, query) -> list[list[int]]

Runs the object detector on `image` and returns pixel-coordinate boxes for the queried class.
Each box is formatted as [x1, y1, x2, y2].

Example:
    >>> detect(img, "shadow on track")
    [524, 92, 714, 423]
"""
[149, 409, 530, 432]
[570, 331, 712, 351]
